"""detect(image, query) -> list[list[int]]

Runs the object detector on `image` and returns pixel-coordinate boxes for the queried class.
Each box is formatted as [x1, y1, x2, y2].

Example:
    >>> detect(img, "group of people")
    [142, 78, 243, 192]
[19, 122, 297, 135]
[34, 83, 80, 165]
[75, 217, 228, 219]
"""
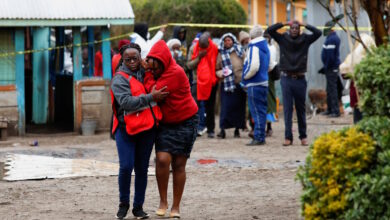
[182, 21, 322, 147]
[109, 20, 346, 219]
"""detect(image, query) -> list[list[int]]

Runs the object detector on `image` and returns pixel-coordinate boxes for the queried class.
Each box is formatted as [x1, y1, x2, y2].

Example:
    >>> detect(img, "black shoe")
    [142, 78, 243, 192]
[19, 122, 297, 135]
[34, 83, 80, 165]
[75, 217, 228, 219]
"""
[320, 111, 331, 116]
[116, 203, 129, 219]
[234, 129, 240, 138]
[132, 206, 149, 219]
[217, 129, 226, 139]
[248, 130, 254, 139]
[328, 113, 340, 118]
[246, 140, 266, 146]
[207, 132, 215, 138]
[266, 129, 273, 137]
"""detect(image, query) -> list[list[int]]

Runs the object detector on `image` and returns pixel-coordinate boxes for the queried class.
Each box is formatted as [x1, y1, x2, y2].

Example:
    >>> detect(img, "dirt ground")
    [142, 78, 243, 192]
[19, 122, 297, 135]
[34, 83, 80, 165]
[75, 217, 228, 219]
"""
[0, 114, 353, 220]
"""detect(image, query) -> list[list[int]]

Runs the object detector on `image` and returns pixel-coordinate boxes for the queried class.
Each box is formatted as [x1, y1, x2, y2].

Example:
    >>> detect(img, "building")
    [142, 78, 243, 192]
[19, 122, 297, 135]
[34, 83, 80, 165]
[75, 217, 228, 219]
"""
[237, 0, 307, 26]
[0, 0, 134, 136]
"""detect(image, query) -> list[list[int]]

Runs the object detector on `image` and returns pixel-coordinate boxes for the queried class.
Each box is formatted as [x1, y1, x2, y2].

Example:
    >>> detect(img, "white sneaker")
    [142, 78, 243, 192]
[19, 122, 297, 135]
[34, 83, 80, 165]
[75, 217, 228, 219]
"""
[197, 127, 207, 136]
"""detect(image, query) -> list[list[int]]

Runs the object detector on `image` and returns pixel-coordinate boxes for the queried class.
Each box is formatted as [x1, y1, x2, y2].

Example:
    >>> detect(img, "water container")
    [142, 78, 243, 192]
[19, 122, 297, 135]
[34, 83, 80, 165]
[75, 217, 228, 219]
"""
[81, 120, 97, 136]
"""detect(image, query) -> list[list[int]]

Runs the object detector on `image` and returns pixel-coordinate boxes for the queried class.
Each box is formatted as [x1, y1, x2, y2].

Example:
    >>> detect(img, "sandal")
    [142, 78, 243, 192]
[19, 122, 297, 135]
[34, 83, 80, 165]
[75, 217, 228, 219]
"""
[156, 208, 167, 217]
[170, 212, 181, 219]
[282, 139, 293, 146]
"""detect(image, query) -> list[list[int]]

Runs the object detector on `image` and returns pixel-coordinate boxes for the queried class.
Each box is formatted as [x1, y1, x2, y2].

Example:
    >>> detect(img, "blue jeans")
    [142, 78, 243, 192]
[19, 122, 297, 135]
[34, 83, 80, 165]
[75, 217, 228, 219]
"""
[280, 75, 307, 141]
[197, 101, 206, 131]
[115, 127, 156, 207]
[247, 86, 268, 142]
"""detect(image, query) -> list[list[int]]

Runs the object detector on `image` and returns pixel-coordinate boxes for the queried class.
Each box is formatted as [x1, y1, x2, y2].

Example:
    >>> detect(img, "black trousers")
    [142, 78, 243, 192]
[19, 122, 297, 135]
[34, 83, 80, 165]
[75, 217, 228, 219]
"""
[325, 69, 340, 115]
[205, 84, 218, 134]
[281, 75, 307, 141]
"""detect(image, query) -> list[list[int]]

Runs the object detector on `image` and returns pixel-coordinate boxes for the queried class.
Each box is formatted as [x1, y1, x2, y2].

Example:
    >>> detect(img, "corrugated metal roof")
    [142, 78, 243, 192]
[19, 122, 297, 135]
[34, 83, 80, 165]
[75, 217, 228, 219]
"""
[0, 0, 134, 20]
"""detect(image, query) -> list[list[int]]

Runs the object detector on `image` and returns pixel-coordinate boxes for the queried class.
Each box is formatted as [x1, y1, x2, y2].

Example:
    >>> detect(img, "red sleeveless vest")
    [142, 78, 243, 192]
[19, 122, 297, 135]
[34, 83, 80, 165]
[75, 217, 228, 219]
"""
[111, 71, 162, 135]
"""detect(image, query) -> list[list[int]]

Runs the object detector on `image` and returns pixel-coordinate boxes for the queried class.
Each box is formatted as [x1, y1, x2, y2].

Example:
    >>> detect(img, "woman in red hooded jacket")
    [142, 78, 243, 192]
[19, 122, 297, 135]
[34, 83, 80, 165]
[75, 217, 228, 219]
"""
[144, 40, 198, 218]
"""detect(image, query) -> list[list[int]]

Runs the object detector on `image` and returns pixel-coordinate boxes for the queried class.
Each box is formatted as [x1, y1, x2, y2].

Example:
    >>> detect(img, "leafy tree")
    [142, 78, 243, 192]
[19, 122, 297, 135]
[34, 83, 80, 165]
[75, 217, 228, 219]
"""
[131, 0, 247, 41]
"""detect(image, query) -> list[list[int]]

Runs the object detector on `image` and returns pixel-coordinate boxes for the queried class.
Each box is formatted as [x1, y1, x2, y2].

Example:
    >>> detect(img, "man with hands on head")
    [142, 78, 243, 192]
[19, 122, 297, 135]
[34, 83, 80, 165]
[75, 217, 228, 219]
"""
[266, 20, 321, 147]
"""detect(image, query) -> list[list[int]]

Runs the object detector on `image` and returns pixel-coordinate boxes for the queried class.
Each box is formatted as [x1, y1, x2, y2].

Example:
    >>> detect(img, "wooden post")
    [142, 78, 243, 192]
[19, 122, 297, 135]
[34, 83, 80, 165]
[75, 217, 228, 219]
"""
[0, 162, 4, 180]
[87, 27, 95, 77]
[101, 26, 112, 80]
[15, 28, 25, 136]
[72, 27, 82, 81]
[32, 27, 49, 124]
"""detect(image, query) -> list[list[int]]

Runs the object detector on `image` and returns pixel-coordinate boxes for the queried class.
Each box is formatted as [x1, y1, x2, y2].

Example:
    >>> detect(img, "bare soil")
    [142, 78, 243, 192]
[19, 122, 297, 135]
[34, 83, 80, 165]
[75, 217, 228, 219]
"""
[0, 114, 353, 220]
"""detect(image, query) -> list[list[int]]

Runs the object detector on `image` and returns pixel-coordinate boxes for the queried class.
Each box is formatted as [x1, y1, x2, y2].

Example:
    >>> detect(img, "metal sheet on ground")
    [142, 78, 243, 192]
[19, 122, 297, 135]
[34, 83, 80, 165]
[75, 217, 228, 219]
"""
[2, 154, 155, 181]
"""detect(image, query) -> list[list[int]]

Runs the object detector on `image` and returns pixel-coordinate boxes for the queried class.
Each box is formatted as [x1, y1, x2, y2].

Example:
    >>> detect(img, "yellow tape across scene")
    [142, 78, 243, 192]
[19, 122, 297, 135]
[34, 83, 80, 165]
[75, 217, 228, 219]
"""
[0, 23, 372, 58]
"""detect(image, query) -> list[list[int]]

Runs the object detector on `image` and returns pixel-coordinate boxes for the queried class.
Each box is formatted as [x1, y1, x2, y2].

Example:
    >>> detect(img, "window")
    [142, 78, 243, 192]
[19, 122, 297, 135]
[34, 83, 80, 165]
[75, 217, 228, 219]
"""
[0, 29, 16, 85]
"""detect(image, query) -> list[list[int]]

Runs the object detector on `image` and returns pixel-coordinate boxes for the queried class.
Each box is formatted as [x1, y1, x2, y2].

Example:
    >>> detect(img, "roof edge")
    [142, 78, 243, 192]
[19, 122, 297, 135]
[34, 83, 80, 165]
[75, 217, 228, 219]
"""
[0, 18, 134, 27]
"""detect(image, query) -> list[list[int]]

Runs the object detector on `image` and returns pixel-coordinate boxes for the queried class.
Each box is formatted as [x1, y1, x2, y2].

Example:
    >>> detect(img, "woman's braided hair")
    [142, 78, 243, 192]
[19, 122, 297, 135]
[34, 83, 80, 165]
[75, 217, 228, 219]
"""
[115, 42, 142, 73]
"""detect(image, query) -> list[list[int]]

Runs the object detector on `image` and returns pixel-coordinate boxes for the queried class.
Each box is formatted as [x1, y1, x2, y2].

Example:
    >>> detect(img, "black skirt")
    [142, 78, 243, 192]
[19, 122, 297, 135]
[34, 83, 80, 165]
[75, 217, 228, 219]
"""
[155, 115, 199, 158]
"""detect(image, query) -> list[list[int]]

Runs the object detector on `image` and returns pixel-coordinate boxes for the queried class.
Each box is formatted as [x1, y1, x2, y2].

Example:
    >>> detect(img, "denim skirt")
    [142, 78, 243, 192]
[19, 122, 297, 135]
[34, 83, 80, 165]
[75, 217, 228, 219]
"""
[156, 114, 198, 158]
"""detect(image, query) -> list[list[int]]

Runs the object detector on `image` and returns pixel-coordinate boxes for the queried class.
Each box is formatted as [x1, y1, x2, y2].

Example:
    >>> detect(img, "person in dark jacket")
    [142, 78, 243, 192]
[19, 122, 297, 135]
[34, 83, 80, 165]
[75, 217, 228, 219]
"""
[111, 43, 168, 219]
[267, 21, 321, 146]
[172, 26, 188, 58]
[321, 21, 341, 118]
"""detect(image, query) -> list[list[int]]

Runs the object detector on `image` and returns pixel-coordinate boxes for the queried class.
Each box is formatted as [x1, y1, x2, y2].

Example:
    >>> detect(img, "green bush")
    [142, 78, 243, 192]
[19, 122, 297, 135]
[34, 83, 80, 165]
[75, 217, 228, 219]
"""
[297, 127, 376, 219]
[344, 117, 390, 219]
[354, 45, 390, 117]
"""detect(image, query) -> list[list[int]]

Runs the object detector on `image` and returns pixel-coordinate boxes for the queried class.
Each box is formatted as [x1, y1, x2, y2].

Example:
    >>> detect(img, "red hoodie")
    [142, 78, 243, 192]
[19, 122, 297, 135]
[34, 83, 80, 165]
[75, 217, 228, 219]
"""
[191, 39, 218, 101]
[144, 40, 198, 124]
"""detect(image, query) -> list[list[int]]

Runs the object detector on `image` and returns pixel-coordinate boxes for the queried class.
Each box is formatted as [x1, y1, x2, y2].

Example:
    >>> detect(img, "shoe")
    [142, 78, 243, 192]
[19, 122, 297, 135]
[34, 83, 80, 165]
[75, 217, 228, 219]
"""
[246, 140, 265, 146]
[169, 212, 181, 218]
[197, 127, 207, 137]
[207, 132, 215, 138]
[217, 129, 226, 139]
[266, 129, 273, 137]
[115, 203, 129, 219]
[320, 111, 331, 116]
[328, 113, 340, 118]
[132, 206, 149, 219]
[282, 139, 293, 146]
[155, 208, 167, 217]
[234, 129, 240, 138]
[301, 138, 309, 146]
[248, 130, 254, 139]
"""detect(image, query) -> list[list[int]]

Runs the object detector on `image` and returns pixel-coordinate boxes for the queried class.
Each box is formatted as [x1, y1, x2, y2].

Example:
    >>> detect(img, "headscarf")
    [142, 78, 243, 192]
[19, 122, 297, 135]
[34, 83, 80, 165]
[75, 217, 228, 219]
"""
[133, 23, 148, 41]
[218, 33, 244, 92]
[166, 39, 181, 50]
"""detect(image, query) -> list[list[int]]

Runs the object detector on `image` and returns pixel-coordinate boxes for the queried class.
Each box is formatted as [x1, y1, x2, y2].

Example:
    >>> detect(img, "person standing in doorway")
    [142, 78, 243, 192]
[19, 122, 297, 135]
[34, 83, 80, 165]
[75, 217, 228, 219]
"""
[110, 43, 168, 219]
[321, 21, 341, 118]
[267, 21, 321, 146]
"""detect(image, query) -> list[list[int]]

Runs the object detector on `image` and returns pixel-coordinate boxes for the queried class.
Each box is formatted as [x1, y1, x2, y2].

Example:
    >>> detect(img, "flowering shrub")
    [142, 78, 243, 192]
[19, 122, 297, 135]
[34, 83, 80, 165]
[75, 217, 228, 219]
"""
[355, 45, 390, 117]
[297, 127, 376, 219]
[344, 117, 390, 219]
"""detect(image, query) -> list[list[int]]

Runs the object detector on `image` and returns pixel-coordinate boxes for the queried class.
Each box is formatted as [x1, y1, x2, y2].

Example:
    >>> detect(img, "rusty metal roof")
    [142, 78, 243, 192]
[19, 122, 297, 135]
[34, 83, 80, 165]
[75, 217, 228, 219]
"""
[0, 0, 134, 26]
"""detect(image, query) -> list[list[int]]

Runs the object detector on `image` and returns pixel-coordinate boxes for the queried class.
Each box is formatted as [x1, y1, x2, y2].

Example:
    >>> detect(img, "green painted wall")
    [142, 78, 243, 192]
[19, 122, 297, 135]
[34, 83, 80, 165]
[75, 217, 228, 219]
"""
[0, 29, 16, 85]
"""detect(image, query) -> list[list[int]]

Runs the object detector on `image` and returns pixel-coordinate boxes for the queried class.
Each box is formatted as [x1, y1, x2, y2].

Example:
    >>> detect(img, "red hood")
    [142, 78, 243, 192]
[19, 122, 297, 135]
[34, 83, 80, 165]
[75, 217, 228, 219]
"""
[147, 40, 175, 70]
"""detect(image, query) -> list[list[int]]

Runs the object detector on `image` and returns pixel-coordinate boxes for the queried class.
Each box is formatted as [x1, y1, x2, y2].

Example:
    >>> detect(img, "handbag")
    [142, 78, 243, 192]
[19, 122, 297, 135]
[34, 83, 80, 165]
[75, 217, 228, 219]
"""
[269, 65, 281, 81]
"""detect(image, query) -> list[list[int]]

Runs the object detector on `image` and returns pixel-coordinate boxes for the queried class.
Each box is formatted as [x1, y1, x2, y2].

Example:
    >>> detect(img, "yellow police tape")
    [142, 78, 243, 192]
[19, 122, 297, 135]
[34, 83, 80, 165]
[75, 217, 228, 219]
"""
[0, 23, 372, 58]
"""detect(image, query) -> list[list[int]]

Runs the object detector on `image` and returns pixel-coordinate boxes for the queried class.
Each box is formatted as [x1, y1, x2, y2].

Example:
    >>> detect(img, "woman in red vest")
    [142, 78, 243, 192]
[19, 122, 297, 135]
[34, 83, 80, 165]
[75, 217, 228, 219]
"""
[110, 43, 168, 219]
[144, 40, 199, 219]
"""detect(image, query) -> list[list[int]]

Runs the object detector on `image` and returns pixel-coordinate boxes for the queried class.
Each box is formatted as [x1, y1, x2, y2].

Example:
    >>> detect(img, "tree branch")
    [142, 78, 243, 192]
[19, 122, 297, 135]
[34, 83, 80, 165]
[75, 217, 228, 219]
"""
[316, 0, 368, 50]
